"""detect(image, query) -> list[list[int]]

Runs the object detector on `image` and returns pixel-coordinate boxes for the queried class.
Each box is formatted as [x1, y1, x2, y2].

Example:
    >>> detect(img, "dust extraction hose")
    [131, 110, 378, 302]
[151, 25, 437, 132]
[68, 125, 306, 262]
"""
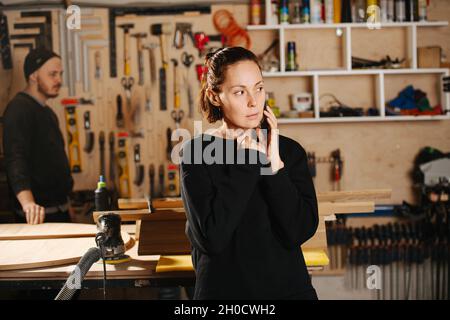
[54, 247, 101, 300]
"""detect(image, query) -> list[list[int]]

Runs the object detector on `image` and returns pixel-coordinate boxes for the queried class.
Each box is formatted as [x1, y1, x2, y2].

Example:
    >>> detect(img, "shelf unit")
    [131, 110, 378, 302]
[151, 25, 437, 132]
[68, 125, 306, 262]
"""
[247, 11, 450, 123]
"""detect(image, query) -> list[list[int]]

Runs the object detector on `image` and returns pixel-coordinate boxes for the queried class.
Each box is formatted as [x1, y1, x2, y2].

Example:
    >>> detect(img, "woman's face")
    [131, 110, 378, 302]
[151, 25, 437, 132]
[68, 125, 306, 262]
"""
[217, 60, 265, 130]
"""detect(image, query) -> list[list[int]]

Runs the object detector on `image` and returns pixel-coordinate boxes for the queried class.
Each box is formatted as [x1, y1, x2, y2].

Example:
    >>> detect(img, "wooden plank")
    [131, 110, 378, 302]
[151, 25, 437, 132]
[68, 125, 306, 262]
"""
[0, 231, 131, 271]
[317, 189, 391, 202]
[319, 201, 374, 216]
[118, 197, 184, 210]
[0, 223, 97, 240]
[0, 241, 160, 279]
[93, 209, 150, 223]
[119, 190, 390, 210]
[92, 208, 185, 223]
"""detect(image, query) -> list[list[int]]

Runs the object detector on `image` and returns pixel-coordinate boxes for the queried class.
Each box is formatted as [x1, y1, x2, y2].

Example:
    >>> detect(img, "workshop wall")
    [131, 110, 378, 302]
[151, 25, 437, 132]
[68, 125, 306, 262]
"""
[0, 1, 449, 205]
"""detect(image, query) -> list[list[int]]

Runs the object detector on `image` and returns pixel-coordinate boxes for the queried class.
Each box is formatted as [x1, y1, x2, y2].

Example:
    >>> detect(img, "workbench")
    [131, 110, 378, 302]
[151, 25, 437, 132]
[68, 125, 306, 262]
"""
[0, 189, 391, 293]
[0, 224, 195, 291]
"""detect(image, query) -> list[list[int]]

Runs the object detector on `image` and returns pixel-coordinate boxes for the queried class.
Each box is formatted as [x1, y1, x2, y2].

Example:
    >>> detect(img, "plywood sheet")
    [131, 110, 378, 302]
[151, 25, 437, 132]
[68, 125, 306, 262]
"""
[0, 223, 97, 240]
[0, 231, 131, 271]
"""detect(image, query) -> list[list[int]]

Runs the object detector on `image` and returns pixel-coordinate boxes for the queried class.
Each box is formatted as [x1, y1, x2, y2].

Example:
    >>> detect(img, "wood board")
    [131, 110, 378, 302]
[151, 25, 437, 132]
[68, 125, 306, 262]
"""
[0, 223, 98, 240]
[0, 223, 132, 271]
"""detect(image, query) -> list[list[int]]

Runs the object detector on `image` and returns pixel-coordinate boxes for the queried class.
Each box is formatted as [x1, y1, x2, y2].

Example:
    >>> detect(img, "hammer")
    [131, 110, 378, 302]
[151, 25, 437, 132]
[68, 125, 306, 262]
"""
[131, 32, 147, 86]
[150, 23, 172, 111]
[118, 23, 134, 76]
[142, 43, 158, 85]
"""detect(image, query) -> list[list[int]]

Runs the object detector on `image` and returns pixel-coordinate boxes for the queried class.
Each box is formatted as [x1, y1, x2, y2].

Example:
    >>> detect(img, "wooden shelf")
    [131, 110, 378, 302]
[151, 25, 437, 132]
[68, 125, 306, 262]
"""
[247, 21, 449, 31]
[277, 115, 450, 124]
[248, 2, 449, 123]
[263, 68, 449, 77]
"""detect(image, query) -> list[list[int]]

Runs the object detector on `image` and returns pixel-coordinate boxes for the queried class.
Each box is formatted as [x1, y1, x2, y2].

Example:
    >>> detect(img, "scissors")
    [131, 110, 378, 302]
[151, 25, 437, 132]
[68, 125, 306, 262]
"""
[171, 109, 185, 129]
[181, 52, 194, 69]
[121, 76, 134, 100]
[121, 76, 135, 91]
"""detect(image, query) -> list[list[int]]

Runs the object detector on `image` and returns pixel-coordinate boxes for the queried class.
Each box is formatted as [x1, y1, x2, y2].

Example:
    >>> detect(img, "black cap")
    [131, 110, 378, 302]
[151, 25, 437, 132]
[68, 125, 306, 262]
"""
[23, 47, 60, 80]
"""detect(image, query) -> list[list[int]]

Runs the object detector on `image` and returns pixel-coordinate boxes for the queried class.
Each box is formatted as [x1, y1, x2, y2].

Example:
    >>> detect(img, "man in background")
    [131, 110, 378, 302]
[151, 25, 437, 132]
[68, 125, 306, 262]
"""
[3, 48, 73, 224]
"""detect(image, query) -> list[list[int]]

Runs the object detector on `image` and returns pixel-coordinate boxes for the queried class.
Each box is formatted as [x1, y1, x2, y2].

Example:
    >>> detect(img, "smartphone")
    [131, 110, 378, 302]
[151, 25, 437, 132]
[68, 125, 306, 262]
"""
[258, 104, 271, 144]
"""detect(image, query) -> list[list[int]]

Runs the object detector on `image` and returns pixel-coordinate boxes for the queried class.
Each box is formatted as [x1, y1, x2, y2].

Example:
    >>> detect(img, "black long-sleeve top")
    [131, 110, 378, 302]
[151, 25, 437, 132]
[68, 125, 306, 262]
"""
[180, 133, 319, 299]
[2, 92, 73, 210]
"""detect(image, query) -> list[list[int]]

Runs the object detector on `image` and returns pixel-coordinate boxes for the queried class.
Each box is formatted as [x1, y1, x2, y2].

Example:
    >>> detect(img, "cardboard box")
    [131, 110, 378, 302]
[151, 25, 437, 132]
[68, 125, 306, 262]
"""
[418, 46, 442, 68]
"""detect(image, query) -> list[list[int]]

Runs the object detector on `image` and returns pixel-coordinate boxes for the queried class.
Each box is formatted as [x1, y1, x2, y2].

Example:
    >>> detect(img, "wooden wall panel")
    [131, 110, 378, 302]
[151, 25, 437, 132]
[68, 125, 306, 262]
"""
[0, 2, 449, 206]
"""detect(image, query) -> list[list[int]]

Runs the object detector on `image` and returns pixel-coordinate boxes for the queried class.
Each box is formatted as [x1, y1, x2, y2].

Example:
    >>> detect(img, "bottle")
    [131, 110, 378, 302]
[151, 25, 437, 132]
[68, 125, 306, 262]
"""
[267, 0, 279, 25]
[380, 0, 388, 22]
[355, 0, 366, 23]
[302, 0, 311, 23]
[333, 0, 342, 23]
[387, 0, 394, 22]
[286, 41, 298, 71]
[250, 0, 261, 25]
[280, 0, 290, 24]
[395, 0, 406, 22]
[341, 0, 352, 23]
[325, 0, 334, 24]
[311, 0, 323, 23]
[95, 175, 110, 211]
[418, 0, 427, 22]
[292, 1, 302, 24]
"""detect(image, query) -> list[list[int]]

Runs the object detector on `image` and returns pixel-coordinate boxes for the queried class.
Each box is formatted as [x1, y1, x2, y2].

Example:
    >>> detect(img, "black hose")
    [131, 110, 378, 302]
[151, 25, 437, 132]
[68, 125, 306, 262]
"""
[55, 247, 101, 300]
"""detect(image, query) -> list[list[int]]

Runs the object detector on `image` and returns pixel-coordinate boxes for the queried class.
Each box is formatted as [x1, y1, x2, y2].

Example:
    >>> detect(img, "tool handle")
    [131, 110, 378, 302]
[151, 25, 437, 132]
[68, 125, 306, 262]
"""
[124, 37, 131, 76]
[138, 50, 144, 85]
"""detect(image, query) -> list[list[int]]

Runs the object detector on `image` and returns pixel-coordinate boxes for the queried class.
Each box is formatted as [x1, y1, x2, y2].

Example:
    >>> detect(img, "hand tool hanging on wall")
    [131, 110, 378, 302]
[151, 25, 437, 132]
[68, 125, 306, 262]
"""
[118, 23, 135, 77]
[20, 11, 52, 49]
[58, 10, 72, 94]
[116, 94, 124, 128]
[117, 133, 131, 198]
[331, 149, 343, 191]
[158, 164, 165, 198]
[99, 131, 106, 177]
[108, 6, 210, 78]
[12, 42, 34, 52]
[150, 23, 172, 111]
[108, 132, 119, 210]
[195, 64, 208, 83]
[171, 58, 184, 129]
[166, 163, 180, 197]
[193, 32, 225, 57]
[307, 152, 317, 178]
[131, 32, 147, 86]
[62, 99, 82, 173]
[165, 127, 180, 197]
[143, 43, 158, 85]
[257, 38, 280, 73]
[94, 51, 101, 79]
[133, 144, 144, 187]
[121, 76, 139, 135]
[82, 40, 108, 93]
[149, 164, 155, 199]
[145, 87, 152, 112]
[11, 11, 52, 51]
[12, 23, 47, 49]
[83, 111, 95, 154]
[73, 29, 102, 88]
[0, 13, 12, 69]
[181, 52, 194, 118]
[173, 23, 194, 49]
[166, 127, 173, 161]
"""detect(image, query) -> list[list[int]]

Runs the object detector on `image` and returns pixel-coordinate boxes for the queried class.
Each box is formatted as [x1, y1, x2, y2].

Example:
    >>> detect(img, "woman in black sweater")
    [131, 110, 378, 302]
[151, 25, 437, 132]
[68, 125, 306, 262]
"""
[180, 47, 319, 300]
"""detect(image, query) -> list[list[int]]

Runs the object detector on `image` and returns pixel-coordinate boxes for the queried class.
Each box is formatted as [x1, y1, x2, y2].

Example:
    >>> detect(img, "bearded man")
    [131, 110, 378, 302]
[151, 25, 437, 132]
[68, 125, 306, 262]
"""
[3, 48, 74, 224]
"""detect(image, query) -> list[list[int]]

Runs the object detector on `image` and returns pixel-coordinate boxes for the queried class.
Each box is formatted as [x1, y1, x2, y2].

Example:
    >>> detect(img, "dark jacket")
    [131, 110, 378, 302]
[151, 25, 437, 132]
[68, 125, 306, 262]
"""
[2, 92, 73, 210]
[180, 133, 319, 299]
